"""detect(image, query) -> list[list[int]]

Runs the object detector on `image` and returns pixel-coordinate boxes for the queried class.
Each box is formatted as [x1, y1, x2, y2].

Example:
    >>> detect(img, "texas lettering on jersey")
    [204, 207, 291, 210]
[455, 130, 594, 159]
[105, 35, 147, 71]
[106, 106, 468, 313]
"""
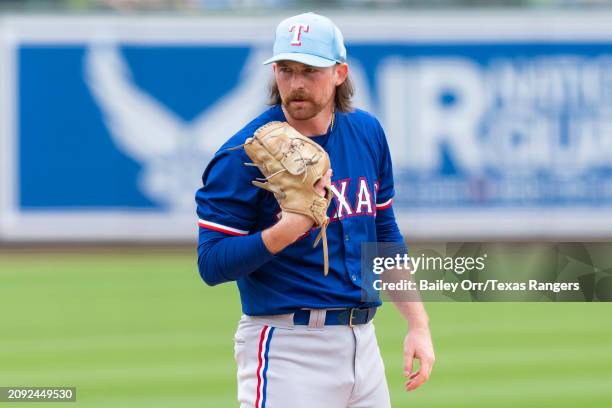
[330, 178, 392, 220]
[276, 178, 389, 221]
[275, 177, 393, 239]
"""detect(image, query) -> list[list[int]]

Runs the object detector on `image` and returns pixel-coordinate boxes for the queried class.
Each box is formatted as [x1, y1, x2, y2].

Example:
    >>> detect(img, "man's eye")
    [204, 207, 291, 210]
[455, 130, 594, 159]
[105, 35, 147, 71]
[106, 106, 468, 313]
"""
[279, 67, 291, 73]
[304, 68, 316, 74]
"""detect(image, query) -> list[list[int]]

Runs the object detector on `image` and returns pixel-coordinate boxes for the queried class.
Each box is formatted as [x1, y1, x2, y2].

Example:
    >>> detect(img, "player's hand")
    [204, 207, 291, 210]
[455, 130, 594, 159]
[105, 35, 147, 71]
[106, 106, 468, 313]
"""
[404, 325, 435, 391]
[314, 169, 333, 197]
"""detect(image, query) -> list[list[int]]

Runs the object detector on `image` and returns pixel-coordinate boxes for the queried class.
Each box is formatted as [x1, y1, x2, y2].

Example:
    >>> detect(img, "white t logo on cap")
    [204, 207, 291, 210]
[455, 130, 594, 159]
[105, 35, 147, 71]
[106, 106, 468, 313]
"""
[289, 24, 309, 46]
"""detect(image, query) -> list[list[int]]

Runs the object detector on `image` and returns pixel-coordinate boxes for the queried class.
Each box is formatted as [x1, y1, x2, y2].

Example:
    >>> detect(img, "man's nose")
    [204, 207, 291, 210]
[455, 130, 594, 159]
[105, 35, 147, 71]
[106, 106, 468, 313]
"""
[290, 72, 305, 90]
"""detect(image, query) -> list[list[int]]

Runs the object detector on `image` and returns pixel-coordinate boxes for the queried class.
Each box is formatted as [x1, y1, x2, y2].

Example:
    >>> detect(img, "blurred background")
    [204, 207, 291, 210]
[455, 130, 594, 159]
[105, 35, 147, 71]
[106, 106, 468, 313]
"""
[1, 1, 612, 407]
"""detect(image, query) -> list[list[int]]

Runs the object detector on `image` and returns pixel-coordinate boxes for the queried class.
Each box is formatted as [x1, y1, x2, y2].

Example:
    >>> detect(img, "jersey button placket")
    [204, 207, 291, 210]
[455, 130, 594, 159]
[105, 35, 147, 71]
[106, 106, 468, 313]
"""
[341, 223, 361, 285]
[340, 223, 353, 281]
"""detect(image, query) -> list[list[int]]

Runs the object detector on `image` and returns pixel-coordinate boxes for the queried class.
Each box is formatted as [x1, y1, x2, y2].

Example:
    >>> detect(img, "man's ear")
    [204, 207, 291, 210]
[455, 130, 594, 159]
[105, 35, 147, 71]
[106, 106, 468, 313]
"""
[335, 63, 349, 86]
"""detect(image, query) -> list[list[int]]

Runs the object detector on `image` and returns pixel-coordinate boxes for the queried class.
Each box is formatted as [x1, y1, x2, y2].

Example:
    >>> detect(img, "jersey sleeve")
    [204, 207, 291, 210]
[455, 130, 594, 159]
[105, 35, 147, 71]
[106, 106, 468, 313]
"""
[374, 119, 407, 251]
[195, 148, 274, 285]
[374, 120, 396, 211]
[196, 149, 260, 235]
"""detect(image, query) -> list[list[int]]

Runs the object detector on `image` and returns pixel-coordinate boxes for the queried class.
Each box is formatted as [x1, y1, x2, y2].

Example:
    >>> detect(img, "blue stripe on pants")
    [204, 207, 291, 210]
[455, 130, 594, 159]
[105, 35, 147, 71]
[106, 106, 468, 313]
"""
[261, 327, 275, 408]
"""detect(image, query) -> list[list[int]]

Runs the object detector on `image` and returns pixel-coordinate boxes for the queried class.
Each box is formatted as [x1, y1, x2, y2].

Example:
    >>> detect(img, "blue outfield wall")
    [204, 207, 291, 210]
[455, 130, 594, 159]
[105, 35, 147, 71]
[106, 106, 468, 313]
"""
[1, 14, 612, 240]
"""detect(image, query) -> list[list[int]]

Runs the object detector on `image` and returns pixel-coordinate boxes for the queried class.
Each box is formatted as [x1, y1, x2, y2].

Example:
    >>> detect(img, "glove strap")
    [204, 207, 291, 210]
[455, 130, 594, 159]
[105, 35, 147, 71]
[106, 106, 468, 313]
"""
[313, 221, 329, 276]
[322, 226, 329, 276]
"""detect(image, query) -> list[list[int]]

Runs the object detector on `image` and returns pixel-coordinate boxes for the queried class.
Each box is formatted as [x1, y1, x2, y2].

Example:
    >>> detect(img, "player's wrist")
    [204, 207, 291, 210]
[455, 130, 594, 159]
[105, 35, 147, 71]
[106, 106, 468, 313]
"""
[407, 315, 430, 330]
[279, 211, 314, 233]
[262, 215, 310, 254]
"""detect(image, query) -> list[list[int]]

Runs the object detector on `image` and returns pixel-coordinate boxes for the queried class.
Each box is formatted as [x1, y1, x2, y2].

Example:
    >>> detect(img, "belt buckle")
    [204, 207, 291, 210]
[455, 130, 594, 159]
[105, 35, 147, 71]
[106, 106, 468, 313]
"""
[348, 308, 357, 327]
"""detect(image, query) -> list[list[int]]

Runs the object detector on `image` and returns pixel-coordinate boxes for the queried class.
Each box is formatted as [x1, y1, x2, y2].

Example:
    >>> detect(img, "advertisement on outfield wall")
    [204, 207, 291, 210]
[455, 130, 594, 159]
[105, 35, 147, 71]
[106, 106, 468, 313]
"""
[1, 13, 612, 241]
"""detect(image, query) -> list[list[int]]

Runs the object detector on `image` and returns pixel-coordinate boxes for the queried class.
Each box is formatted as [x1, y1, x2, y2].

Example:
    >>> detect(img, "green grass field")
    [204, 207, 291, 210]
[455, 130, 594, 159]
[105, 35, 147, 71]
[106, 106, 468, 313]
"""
[1, 248, 611, 407]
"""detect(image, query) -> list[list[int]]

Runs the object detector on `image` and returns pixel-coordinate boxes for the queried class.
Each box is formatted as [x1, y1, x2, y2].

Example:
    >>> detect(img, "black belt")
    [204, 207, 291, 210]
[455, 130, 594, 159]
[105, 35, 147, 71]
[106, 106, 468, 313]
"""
[293, 307, 377, 327]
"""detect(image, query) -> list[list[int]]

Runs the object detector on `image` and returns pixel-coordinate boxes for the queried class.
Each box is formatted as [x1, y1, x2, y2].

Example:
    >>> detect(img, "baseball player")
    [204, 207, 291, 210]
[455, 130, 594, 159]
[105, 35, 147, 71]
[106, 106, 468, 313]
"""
[195, 12, 434, 408]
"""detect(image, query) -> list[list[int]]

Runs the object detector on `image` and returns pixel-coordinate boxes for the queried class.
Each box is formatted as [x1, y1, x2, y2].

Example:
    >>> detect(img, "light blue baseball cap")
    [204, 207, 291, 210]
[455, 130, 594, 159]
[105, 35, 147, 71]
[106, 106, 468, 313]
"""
[263, 12, 347, 68]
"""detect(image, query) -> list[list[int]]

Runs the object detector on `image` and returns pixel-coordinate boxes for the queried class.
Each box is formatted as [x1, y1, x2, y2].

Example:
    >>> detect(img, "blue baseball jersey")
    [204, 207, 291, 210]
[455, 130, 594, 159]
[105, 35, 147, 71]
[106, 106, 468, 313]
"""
[195, 104, 407, 316]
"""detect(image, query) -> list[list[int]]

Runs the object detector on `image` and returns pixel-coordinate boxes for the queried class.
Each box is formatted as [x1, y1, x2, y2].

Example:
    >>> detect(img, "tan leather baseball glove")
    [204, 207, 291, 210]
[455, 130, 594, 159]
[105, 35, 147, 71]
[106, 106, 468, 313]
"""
[243, 121, 333, 276]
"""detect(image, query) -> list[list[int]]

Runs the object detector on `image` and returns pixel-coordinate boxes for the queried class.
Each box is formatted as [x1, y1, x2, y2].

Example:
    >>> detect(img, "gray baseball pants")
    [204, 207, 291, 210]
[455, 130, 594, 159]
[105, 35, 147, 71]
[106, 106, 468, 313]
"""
[233, 311, 391, 408]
